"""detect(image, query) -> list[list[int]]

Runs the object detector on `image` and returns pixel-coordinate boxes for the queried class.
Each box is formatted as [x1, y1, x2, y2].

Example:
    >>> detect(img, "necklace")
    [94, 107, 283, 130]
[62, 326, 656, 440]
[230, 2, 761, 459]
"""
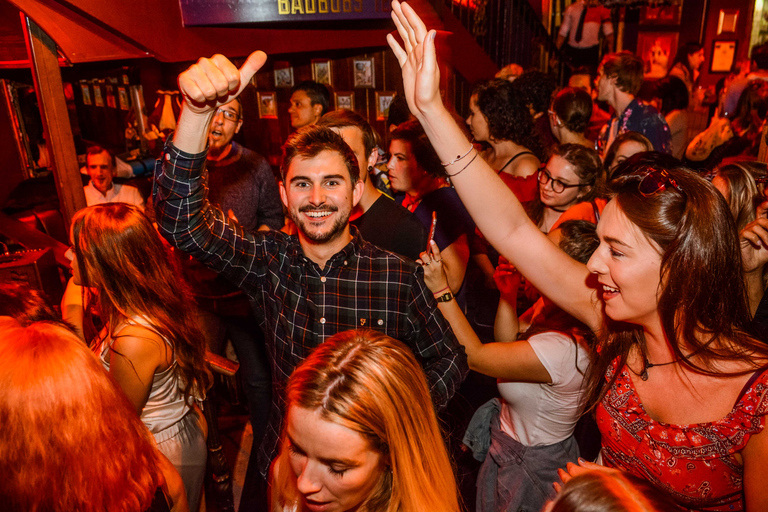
[637, 355, 680, 381]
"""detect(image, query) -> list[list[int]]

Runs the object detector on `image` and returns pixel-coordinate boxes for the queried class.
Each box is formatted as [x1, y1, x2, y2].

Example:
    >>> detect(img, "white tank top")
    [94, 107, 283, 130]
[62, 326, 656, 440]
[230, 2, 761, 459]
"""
[98, 316, 191, 434]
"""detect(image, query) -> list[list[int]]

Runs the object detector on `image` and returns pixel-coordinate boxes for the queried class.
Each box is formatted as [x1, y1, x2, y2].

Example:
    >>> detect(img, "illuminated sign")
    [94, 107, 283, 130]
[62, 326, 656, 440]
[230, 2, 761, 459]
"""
[179, 0, 392, 25]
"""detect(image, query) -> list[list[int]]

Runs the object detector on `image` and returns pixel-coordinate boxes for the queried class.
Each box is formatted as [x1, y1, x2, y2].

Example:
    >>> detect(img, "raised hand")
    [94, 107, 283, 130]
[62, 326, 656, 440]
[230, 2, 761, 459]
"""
[178, 51, 267, 115]
[740, 216, 768, 273]
[387, 0, 441, 118]
[494, 256, 523, 301]
[417, 240, 450, 295]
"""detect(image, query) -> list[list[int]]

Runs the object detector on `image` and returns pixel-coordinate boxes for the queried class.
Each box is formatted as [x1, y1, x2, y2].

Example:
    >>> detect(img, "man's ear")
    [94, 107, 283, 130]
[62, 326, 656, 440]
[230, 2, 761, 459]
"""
[312, 103, 323, 121]
[279, 181, 289, 208]
[352, 178, 365, 207]
[235, 118, 244, 134]
[367, 148, 378, 170]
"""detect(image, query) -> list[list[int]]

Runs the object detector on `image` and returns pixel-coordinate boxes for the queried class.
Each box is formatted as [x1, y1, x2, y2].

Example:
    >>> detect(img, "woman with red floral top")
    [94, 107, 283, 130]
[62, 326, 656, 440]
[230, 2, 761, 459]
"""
[388, 3, 768, 510]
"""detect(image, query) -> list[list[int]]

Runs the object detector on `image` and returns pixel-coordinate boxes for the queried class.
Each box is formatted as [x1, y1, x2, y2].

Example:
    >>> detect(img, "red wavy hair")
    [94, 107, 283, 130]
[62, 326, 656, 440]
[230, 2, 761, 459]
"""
[0, 319, 164, 512]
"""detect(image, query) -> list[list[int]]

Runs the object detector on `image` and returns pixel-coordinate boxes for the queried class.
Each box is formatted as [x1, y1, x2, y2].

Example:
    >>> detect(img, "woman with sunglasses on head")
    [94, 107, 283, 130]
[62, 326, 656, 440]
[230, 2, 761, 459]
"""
[68, 203, 212, 512]
[388, 3, 768, 510]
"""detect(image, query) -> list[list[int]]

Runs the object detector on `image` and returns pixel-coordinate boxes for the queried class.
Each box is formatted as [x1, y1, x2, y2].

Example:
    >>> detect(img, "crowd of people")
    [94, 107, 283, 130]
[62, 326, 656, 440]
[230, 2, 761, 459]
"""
[5, 2, 768, 511]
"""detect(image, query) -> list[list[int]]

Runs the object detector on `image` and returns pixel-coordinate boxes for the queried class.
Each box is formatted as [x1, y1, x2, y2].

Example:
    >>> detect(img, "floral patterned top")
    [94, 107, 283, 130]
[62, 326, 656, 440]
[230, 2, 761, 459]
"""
[598, 98, 672, 156]
[596, 359, 768, 511]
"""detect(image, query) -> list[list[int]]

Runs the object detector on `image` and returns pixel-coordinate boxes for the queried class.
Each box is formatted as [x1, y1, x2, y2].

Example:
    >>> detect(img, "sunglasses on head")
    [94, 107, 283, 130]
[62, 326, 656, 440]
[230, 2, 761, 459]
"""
[637, 168, 684, 197]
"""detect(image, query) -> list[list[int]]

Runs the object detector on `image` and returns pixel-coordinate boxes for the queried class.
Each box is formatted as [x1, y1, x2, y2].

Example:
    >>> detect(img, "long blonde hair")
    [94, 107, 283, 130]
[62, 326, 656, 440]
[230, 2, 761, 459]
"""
[272, 329, 460, 512]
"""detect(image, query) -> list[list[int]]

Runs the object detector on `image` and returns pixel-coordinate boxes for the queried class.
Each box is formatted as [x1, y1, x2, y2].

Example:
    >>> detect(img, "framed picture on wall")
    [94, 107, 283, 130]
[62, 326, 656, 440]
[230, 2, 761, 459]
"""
[312, 60, 332, 86]
[718, 10, 739, 34]
[80, 83, 92, 105]
[118, 87, 130, 110]
[335, 92, 354, 111]
[274, 66, 294, 88]
[258, 92, 278, 119]
[639, 6, 681, 25]
[711, 40, 738, 73]
[106, 85, 116, 108]
[636, 32, 678, 79]
[376, 91, 395, 120]
[93, 83, 104, 107]
[353, 58, 375, 88]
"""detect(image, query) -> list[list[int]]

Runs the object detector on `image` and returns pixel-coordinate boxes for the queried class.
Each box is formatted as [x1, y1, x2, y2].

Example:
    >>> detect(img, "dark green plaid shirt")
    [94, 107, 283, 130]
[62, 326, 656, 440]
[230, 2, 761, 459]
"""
[154, 142, 468, 476]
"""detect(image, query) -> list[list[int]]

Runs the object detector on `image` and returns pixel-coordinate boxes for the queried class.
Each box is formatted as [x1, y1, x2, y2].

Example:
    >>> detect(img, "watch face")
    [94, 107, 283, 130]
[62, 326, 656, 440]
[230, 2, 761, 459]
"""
[437, 292, 453, 303]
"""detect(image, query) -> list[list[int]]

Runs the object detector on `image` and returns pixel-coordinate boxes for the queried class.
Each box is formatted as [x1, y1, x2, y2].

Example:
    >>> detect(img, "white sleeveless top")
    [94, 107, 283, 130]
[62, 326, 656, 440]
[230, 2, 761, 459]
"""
[98, 316, 192, 434]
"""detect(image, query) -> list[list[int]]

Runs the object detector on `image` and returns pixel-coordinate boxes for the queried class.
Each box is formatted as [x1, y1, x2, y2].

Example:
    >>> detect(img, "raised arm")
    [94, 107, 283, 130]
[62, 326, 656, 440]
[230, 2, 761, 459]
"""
[388, 1, 600, 331]
[154, 52, 275, 288]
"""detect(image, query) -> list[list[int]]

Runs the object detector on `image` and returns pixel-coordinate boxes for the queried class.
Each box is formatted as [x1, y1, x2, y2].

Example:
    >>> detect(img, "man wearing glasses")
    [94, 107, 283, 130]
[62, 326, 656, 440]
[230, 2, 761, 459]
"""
[206, 98, 284, 232]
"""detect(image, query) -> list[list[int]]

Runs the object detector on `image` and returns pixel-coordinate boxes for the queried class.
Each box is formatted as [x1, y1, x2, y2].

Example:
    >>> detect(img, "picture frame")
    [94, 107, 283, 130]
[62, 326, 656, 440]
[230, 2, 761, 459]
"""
[80, 83, 92, 105]
[118, 87, 130, 110]
[258, 91, 278, 119]
[106, 85, 116, 109]
[93, 83, 104, 107]
[639, 5, 681, 25]
[335, 92, 355, 111]
[710, 40, 738, 73]
[717, 10, 739, 34]
[353, 57, 375, 88]
[312, 59, 332, 86]
[274, 66, 294, 88]
[375, 91, 395, 120]
[636, 32, 678, 79]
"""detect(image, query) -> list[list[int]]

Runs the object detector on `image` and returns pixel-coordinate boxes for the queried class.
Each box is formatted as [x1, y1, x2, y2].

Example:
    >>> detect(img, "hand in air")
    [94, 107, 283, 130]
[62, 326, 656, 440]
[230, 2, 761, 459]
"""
[494, 256, 523, 300]
[417, 240, 450, 294]
[387, 0, 441, 118]
[178, 51, 267, 115]
[740, 215, 768, 273]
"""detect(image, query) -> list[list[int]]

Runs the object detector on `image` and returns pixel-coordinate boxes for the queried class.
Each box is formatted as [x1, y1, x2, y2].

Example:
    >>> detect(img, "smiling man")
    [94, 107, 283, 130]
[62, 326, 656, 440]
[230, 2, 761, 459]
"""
[83, 145, 144, 210]
[154, 52, 467, 512]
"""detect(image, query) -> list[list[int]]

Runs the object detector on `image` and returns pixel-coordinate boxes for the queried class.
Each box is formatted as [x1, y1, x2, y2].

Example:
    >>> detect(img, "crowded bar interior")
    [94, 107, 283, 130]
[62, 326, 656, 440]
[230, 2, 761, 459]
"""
[3, 0, 768, 510]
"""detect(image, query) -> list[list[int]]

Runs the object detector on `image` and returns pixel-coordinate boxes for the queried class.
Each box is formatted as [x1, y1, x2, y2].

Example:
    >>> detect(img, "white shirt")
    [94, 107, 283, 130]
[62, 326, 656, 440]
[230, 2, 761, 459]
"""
[497, 332, 589, 446]
[84, 181, 145, 211]
[559, 0, 613, 49]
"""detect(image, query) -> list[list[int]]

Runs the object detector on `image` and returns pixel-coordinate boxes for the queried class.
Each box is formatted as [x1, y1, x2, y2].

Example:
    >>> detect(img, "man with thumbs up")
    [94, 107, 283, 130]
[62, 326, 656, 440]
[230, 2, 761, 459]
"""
[153, 52, 467, 511]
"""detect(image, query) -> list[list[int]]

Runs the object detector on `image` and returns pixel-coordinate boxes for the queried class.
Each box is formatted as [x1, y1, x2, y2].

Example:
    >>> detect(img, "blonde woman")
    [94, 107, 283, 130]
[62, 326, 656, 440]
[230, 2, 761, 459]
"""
[271, 329, 460, 512]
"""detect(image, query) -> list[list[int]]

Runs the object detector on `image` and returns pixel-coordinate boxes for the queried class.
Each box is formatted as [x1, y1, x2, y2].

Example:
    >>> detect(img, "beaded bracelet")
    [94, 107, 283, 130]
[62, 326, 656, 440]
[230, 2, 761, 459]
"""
[441, 143, 474, 167]
[445, 150, 478, 178]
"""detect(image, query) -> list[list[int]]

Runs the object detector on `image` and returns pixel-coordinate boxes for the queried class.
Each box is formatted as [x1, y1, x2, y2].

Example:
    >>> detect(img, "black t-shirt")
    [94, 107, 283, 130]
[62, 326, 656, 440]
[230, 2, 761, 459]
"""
[352, 195, 428, 261]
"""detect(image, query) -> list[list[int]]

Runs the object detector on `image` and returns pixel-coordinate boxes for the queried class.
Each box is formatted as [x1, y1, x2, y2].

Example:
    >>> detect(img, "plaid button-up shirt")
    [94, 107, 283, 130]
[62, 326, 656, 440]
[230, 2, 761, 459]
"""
[154, 142, 468, 476]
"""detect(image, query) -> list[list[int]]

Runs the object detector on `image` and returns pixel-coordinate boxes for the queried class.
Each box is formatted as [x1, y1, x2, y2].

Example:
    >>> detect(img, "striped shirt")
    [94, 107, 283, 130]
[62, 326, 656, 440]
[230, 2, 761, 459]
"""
[154, 142, 468, 476]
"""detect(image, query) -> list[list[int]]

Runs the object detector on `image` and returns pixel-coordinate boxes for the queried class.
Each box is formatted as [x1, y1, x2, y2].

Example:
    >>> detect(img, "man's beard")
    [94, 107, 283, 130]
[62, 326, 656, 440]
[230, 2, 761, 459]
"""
[291, 205, 350, 244]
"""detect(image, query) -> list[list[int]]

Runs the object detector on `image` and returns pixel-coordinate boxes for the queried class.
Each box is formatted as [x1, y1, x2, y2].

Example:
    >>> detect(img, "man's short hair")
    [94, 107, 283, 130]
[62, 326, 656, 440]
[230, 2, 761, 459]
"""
[600, 52, 644, 96]
[280, 125, 360, 183]
[316, 110, 378, 163]
[86, 145, 116, 168]
[291, 81, 331, 116]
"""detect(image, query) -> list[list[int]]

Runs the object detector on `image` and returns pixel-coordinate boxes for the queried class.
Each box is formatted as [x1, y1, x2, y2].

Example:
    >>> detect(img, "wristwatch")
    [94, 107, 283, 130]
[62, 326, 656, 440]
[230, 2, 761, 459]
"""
[435, 291, 454, 303]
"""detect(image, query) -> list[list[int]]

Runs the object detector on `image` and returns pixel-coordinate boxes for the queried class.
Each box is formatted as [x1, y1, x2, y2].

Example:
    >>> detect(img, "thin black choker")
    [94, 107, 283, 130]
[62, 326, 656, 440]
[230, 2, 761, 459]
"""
[637, 355, 680, 381]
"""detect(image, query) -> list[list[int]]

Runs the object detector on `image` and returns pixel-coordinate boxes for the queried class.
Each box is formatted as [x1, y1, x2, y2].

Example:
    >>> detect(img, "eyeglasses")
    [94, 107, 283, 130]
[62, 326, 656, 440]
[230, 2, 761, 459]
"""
[538, 168, 590, 193]
[214, 107, 240, 122]
[637, 168, 684, 197]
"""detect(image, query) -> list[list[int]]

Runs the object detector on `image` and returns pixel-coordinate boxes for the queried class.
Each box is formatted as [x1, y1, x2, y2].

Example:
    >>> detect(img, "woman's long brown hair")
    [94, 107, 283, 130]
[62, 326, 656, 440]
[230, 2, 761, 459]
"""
[72, 203, 211, 402]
